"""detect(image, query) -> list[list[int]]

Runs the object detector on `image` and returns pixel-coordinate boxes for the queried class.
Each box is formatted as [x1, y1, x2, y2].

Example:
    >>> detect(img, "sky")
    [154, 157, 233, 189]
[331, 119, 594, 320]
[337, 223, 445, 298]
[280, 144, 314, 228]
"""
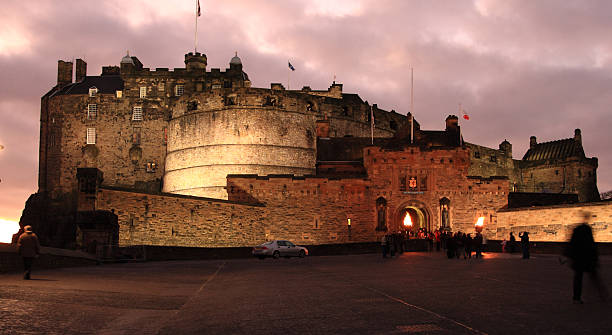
[1, 0, 612, 224]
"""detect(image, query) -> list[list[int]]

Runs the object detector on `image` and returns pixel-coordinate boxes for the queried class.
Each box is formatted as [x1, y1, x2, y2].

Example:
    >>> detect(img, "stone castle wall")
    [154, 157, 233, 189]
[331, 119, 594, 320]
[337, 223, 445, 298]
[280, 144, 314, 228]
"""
[519, 159, 598, 202]
[43, 91, 168, 197]
[493, 201, 612, 242]
[163, 87, 404, 199]
[363, 146, 509, 236]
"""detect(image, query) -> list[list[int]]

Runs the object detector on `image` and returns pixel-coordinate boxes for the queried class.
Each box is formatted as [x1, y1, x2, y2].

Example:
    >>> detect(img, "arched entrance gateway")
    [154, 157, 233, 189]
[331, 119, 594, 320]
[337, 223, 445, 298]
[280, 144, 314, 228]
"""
[394, 201, 431, 233]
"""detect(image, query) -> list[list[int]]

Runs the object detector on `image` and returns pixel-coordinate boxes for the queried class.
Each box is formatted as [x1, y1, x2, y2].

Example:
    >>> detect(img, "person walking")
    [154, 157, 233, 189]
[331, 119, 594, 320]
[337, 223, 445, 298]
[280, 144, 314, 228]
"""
[465, 233, 473, 259]
[474, 232, 483, 258]
[519, 231, 530, 259]
[17, 225, 41, 280]
[564, 220, 609, 304]
[381, 234, 388, 258]
[509, 232, 516, 253]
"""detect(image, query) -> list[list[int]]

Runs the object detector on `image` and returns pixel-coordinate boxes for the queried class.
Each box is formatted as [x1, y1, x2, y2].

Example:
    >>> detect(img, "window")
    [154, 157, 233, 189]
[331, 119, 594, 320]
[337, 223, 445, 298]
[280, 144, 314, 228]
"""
[132, 106, 143, 121]
[175, 84, 184, 96]
[86, 128, 96, 144]
[555, 170, 559, 175]
[158, 82, 165, 92]
[490, 155, 497, 162]
[116, 90, 122, 98]
[87, 104, 97, 120]
[89, 87, 98, 97]
[474, 151, 480, 158]
[140, 86, 147, 98]
[390, 120, 397, 130]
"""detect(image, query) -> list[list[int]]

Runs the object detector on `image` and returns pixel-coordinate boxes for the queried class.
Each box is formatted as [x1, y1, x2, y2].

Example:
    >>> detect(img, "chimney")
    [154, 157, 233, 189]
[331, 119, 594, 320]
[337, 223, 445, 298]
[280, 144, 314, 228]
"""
[75, 59, 87, 82]
[574, 129, 582, 144]
[445, 115, 459, 131]
[530, 136, 537, 149]
[57, 60, 73, 86]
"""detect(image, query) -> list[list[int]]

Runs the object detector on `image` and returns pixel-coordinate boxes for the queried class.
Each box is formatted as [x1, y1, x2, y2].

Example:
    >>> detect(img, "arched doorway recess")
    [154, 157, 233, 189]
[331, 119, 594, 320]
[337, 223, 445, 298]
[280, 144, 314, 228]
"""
[394, 201, 431, 233]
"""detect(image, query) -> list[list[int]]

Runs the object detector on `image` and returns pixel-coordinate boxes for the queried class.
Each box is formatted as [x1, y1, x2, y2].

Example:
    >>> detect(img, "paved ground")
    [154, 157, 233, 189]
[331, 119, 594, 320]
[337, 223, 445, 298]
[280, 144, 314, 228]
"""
[1, 251, 610, 335]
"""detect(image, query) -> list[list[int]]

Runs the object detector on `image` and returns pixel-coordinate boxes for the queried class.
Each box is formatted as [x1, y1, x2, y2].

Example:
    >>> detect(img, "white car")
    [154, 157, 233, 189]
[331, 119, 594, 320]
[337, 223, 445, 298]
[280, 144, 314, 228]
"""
[252, 240, 309, 259]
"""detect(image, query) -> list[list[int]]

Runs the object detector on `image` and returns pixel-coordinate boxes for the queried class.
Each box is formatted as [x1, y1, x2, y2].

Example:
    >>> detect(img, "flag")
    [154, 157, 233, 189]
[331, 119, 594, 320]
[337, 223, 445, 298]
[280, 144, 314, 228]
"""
[288, 61, 295, 71]
[197, 0, 201, 17]
[462, 110, 469, 120]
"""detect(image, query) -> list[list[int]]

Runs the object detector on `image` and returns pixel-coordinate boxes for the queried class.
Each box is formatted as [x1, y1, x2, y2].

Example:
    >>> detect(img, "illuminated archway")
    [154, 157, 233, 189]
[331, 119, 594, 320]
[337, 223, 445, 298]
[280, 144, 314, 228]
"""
[394, 201, 431, 233]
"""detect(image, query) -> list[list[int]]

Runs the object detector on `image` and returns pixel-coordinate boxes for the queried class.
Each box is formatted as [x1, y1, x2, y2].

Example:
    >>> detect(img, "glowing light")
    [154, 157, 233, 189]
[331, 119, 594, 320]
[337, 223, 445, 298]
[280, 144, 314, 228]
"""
[475, 217, 485, 227]
[403, 213, 413, 227]
[0, 219, 20, 243]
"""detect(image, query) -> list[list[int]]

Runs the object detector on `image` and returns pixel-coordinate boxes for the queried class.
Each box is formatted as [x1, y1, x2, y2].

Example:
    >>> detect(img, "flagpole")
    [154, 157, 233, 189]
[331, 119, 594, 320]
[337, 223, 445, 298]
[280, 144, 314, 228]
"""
[194, 0, 198, 52]
[458, 103, 462, 146]
[410, 67, 414, 144]
[370, 105, 374, 145]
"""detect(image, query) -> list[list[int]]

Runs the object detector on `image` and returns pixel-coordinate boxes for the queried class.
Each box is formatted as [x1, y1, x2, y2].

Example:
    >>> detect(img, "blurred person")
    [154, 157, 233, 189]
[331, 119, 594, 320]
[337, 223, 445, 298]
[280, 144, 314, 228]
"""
[509, 232, 516, 253]
[519, 231, 530, 259]
[564, 213, 609, 304]
[17, 225, 41, 280]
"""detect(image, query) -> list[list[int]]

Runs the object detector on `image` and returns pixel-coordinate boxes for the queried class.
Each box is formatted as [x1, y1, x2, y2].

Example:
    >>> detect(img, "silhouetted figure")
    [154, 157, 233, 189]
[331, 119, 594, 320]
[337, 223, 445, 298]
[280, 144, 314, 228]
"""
[17, 225, 41, 280]
[381, 235, 388, 258]
[564, 222, 609, 304]
[474, 232, 483, 258]
[465, 234, 473, 259]
[519, 232, 530, 259]
[509, 232, 516, 253]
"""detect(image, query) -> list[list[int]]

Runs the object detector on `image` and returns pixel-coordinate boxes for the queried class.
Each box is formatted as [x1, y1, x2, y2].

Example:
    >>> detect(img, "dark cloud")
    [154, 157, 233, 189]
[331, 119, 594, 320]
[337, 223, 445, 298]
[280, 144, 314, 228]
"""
[1, 0, 612, 221]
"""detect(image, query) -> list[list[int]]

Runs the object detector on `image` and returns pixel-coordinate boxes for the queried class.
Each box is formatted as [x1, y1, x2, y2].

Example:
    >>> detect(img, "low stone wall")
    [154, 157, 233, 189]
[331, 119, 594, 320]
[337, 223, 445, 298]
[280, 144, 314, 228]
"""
[0, 243, 98, 273]
[494, 200, 612, 242]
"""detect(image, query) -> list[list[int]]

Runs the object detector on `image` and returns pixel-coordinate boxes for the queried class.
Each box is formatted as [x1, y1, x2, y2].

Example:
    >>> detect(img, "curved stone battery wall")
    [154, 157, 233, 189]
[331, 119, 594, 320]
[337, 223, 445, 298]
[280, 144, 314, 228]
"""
[164, 107, 316, 198]
[163, 88, 404, 199]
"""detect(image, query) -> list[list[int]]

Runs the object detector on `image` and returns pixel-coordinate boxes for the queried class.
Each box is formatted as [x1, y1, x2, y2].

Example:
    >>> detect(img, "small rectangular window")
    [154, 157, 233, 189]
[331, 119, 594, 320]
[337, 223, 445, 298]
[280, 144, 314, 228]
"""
[87, 104, 97, 120]
[116, 90, 122, 98]
[175, 84, 184, 97]
[474, 151, 480, 158]
[140, 86, 147, 98]
[89, 87, 98, 97]
[490, 155, 497, 162]
[158, 82, 165, 92]
[86, 128, 96, 144]
[132, 106, 143, 121]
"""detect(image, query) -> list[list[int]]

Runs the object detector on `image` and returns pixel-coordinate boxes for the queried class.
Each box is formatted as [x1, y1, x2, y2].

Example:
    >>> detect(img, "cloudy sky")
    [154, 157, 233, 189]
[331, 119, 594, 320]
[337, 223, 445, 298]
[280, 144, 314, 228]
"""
[1, 0, 612, 223]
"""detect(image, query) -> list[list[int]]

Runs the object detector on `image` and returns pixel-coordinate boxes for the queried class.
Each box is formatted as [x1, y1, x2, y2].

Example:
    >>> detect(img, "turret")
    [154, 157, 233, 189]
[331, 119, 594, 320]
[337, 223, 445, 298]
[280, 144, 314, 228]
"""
[120, 51, 135, 74]
[229, 52, 242, 72]
[530, 136, 537, 149]
[499, 139, 512, 158]
[185, 52, 207, 71]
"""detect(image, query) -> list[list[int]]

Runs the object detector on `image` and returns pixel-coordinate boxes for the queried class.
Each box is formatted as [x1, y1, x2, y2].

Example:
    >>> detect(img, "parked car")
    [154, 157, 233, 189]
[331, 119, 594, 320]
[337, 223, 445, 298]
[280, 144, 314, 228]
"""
[252, 240, 308, 259]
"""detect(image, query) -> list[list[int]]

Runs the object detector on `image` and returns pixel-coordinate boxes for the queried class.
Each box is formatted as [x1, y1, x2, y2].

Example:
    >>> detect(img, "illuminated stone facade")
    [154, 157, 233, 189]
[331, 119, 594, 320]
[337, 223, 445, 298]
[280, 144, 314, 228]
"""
[25, 50, 603, 248]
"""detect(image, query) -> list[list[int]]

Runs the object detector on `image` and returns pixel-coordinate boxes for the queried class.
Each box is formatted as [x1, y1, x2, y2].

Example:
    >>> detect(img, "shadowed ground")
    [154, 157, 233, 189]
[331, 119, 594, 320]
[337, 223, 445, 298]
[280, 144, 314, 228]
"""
[1, 252, 610, 334]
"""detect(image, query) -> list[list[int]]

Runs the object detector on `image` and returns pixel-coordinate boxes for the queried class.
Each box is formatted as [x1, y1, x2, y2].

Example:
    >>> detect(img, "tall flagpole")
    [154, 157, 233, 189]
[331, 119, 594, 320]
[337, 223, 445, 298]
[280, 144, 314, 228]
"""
[410, 67, 414, 144]
[458, 103, 463, 146]
[194, 0, 199, 53]
[370, 105, 374, 145]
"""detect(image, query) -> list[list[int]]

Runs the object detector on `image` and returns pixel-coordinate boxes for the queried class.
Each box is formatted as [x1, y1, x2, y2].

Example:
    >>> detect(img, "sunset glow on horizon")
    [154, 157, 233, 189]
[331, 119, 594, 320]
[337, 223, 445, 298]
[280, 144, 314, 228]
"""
[0, 218, 20, 243]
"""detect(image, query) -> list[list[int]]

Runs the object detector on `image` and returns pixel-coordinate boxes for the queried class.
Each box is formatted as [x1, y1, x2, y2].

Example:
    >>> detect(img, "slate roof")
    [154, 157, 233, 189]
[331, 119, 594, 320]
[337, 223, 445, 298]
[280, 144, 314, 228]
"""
[522, 138, 584, 161]
[54, 76, 124, 96]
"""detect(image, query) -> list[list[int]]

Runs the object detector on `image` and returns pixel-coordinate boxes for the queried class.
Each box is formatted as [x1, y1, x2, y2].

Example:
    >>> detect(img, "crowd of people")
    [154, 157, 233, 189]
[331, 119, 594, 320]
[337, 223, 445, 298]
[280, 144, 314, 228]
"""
[380, 228, 486, 259]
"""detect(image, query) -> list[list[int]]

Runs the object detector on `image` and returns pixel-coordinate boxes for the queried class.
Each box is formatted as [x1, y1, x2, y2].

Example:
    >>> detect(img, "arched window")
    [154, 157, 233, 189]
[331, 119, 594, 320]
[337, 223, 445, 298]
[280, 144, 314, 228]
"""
[439, 198, 450, 229]
[376, 197, 387, 231]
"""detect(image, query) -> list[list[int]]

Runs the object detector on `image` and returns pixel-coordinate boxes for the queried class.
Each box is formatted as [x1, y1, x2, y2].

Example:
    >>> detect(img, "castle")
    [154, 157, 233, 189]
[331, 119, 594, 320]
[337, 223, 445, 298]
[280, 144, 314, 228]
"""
[21, 50, 609, 250]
